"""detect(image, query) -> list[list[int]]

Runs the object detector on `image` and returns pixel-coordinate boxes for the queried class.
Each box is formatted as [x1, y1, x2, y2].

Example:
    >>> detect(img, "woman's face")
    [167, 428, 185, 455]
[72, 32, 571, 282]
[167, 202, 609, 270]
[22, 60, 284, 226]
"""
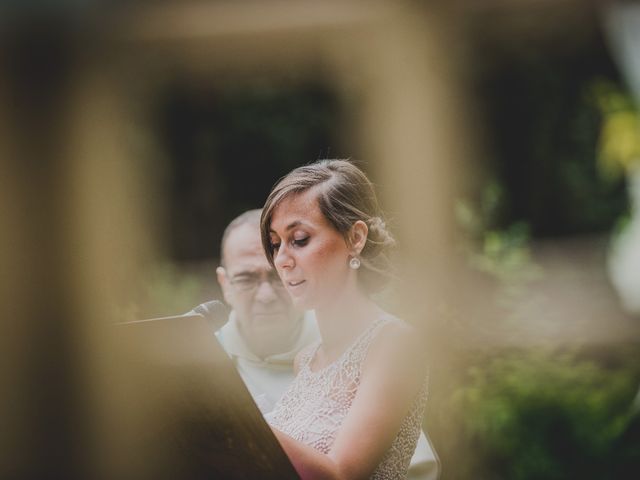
[268, 188, 355, 310]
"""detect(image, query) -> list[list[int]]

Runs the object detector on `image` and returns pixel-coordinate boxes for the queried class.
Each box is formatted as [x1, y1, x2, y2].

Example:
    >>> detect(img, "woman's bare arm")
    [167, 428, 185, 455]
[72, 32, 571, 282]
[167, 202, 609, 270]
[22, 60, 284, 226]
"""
[271, 427, 348, 480]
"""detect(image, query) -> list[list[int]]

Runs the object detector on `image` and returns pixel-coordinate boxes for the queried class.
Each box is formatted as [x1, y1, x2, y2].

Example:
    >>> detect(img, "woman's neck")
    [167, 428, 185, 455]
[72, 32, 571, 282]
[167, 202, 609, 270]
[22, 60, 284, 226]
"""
[314, 288, 382, 359]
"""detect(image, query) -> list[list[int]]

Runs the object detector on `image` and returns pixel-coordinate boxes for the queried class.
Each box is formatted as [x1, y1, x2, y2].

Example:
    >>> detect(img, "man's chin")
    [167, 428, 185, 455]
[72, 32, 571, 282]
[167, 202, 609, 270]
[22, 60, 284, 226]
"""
[252, 312, 288, 320]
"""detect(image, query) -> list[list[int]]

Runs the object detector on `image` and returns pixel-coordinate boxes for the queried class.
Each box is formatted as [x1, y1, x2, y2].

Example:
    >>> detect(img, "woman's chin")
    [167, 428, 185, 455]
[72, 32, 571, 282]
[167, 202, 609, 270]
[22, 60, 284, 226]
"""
[290, 296, 312, 311]
[288, 290, 319, 311]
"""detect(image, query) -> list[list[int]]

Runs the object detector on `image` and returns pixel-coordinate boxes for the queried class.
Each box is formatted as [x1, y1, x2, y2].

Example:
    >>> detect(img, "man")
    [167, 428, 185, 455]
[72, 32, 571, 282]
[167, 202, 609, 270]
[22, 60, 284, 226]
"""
[215, 209, 440, 479]
[215, 209, 318, 414]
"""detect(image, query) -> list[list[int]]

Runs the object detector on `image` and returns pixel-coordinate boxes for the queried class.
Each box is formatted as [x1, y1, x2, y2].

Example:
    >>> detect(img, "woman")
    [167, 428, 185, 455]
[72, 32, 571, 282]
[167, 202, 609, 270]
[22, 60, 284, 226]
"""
[260, 160, 428, 480]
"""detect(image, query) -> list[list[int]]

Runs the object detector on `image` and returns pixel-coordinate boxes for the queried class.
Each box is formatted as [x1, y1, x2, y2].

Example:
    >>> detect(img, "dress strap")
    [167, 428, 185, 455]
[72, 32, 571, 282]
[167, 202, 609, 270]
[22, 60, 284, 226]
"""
[298, 341, 321, 370]
[301, 315, 395, 375]
[343, 315, 394, 368]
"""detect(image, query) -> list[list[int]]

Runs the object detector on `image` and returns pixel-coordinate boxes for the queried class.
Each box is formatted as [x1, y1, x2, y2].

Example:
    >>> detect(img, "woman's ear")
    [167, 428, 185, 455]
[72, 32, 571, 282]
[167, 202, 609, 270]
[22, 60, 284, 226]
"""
[349, 220, 369, 255]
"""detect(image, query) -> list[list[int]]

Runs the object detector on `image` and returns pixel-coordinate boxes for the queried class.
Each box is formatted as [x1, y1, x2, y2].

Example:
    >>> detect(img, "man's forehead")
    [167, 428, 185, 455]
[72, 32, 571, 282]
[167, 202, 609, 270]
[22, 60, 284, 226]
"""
[223, 223, 270, 270]
[226, 254, 271, 273]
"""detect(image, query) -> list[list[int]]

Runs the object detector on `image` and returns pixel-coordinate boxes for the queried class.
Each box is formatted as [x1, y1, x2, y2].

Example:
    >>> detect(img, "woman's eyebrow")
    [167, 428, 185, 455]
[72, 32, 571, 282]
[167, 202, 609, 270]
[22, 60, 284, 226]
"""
[285, 221, 302, 231]
[270, 220, 302, 234]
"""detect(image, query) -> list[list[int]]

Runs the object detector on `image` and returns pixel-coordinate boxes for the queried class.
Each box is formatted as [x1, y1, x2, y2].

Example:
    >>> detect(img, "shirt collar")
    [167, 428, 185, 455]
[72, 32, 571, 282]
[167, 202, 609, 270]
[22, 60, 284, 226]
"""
[219, 310, 318, 366]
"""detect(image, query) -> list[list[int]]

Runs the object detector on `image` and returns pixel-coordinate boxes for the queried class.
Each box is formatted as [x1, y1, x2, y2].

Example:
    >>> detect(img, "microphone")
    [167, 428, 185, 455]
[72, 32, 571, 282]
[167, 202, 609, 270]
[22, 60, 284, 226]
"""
[185, 300, 230, 332]
[123, 300, 229, 331]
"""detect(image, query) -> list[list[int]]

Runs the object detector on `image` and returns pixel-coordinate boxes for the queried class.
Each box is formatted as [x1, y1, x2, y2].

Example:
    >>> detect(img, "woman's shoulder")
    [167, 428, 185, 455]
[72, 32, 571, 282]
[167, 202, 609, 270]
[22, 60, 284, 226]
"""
[377, 313, 419, 342]
[365, 313, 427, 374]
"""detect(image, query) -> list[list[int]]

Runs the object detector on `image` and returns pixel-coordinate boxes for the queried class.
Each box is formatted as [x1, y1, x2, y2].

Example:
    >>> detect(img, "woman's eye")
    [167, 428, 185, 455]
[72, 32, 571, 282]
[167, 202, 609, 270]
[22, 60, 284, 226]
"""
[270, 242, 281, 251]
[293, 237, 309, 247]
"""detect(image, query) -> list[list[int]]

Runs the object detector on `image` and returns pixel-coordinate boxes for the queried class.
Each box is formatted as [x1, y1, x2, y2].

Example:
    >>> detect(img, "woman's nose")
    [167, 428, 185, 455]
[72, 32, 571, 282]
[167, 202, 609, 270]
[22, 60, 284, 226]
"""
[274, 245, 294, 270]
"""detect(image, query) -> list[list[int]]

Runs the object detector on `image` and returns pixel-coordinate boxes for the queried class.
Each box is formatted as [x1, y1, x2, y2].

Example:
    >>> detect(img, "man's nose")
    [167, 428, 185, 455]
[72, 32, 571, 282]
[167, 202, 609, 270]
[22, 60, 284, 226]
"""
[254, 278, 278, 302]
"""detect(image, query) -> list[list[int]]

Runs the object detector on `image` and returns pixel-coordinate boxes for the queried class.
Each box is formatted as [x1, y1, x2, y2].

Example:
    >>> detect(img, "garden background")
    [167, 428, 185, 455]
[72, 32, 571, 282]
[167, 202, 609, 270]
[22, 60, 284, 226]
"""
[2, 1, 640, 479]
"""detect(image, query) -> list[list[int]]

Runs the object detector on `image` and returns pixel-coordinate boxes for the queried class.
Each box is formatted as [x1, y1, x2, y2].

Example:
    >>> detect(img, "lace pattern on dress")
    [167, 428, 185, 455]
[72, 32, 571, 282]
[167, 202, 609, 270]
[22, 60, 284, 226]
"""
[266, 316, 428, 479]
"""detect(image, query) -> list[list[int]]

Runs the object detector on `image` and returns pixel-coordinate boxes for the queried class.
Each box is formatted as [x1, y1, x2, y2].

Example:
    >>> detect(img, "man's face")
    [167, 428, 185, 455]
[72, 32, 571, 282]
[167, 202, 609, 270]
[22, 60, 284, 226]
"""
[217, 222, 301, 357]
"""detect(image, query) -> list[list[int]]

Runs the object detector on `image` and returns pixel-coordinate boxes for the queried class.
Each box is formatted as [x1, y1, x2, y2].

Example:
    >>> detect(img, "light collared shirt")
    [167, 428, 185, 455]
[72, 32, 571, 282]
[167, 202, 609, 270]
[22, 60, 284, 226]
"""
[216, 311, 319, 414]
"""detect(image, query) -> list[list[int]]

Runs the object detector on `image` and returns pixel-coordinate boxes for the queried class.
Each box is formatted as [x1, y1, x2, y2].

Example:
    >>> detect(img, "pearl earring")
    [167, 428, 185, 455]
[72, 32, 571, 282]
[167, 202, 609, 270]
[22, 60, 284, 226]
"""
[349, 256, 361, 270]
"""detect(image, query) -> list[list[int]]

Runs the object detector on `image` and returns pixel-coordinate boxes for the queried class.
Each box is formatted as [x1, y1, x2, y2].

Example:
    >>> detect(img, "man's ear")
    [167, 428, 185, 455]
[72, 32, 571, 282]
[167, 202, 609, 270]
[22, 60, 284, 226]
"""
[349, 220, 368, 255]
[216, 266, 232, 305]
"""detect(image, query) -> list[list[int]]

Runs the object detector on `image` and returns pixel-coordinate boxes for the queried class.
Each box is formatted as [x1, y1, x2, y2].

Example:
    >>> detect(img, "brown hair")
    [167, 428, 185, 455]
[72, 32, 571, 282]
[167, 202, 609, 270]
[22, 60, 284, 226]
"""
[260, 159, 395, 294]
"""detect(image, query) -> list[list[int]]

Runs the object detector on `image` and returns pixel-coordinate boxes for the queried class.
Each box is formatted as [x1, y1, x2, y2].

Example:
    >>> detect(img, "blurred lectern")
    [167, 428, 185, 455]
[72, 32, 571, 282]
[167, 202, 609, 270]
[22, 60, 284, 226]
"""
[116, 314, 299, 480]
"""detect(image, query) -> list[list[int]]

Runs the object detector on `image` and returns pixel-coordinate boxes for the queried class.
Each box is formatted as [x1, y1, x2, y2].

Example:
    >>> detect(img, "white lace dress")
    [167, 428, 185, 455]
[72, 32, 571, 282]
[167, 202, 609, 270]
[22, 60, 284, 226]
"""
[265, 316, 428, 479]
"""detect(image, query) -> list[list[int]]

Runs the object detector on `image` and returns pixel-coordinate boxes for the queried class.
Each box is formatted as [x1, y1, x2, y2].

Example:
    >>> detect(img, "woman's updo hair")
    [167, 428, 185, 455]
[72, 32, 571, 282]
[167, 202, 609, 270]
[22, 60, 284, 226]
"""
[260, 159, 396, 294]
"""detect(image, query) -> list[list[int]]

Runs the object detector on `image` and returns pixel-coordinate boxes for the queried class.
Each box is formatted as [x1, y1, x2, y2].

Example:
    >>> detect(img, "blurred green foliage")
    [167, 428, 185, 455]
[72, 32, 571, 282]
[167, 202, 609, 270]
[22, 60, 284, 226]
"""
[477, 44, 629, 237]
[456, 178, 544, 324]
[451, 347, 640, 479]
[452, 176, 640, 479]
[452, 66, 640, 476]
[450, 185, 640, 479]
[456, 181, 541, 286]
[590, 80, 640, 180]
